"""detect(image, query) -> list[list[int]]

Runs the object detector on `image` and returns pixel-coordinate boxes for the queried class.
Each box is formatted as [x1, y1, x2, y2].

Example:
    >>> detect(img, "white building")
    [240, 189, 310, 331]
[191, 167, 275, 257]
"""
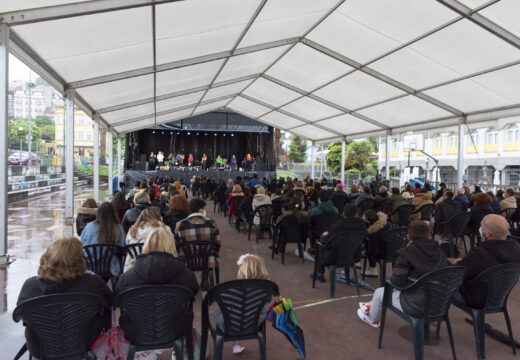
[12, 83, 55, 119]
[379, 117, 520, 187]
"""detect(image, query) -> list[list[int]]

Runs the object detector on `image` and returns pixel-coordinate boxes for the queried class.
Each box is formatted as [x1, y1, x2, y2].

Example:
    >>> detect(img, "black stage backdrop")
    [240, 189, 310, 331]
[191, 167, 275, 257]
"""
[126, 111, 276, 171]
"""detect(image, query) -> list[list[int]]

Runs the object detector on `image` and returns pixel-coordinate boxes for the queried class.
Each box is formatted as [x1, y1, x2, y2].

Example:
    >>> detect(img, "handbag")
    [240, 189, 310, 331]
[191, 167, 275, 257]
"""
[91, 310, 130, 360]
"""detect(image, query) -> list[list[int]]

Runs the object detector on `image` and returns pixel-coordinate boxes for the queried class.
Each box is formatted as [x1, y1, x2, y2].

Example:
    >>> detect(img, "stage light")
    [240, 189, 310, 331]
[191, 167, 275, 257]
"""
[152, 130, 155, 134]
[231, 133, 234, 137]
[214, 133, 217, 136]
[196, 132, 200, 136]
[204, 133, 208, 136]
[170, 131, 173, 135]
[161, 131, 165, 135]
[176, 132, 180, 135]
[187, 132, 191, 135]
[223, 133, 226, 137]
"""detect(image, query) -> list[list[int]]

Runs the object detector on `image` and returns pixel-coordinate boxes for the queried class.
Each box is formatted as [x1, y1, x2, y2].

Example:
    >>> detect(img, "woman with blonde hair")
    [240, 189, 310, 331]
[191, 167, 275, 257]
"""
[126, 206, 168, 245]
[227, 184, 245, 218]
[115, 227, 198, 343]
[17, 238, 111, 358]
[212, 254, 271, 354]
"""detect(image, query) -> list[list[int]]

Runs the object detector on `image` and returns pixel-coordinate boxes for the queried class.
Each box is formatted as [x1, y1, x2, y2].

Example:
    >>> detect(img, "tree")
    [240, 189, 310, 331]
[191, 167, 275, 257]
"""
[34, 115, 55, 141]
[345, 140, 375, 171]
[326, 141, 352, 173]
[9, 119, 42, 146]
[367, 136, 379, 152]
[288, 136, 307, 163]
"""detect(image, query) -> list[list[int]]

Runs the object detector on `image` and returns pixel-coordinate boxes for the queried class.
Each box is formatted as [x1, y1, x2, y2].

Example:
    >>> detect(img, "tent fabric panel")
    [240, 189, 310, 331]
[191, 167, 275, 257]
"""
[281, 96, 342, 122]
[238, 0, 337, 47]
[227, 96, 272, 118]
[458, 0, 492, 9]
[260, 111, 306, 130]
[358, 95, 452, 128]
[202, 79, 254, 102]
[76, 74, 153, 110]
[0, 0, 85, 13]
[13, 7, 153, 82]
[265, 43, 352, 92]
[291, 124, 337, 140]
[313, 70, 405, 110]
[155, 0, 260, 64]
[315, 114, 381, 134]
[215, 44, 290, 83]
[479, 0, 520, 38]
[156, 91, 206, 112]
[243, 77, 301, 108]
[114, 108, 195, 133]
[194, 99, 231, 115]
[103, 103, 155, 124]
[156, 59, 224, 96]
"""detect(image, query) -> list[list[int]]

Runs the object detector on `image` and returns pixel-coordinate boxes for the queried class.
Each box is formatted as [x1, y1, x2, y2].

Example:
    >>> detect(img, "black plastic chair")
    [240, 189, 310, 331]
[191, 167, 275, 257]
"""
[356, 198, 375, 217]
[272, 214, 307, 264]
[451, 262, 520, 360]
[13, 293, 108, 360]
[123, 243, 143, 267]
[228, 195, 244, 225]
[389, 204, 415, 226]
[309, 213, 339, 250]
[434, 212, 471, 258]
[201, 279, 279, 360]
[508, 235, 520, 244]
[113, 285, 195, 360]
[83, 244, 123, 288]
[502, 208, 516, 224]
[379, 266, 465, 360]
[177, 240, 220, 293]
[412, 204, 435, 221]
[376, 198, 392, 213]
[248, 204, 273, 243]
[467, 207, 493, 248]
[312, 231, 366, 298]
[362, 227, 408, 286]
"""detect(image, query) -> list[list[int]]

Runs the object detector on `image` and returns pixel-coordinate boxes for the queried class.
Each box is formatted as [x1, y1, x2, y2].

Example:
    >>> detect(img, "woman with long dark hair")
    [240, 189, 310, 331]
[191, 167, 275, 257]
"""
[112, 191, 131, 222]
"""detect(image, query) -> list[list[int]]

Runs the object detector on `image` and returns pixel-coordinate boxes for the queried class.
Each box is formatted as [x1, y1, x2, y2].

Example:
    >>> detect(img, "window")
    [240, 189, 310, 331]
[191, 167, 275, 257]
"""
[507, 127, 520, 142]
[486, 132, 498, 144]
[433, 137, 442, 149]
[78, 132, 84, 141]
[392, 139, 399, 152]
[448, 136, 458, 148]
[86, 133, 92, 141]
[471, 133, 479, 145]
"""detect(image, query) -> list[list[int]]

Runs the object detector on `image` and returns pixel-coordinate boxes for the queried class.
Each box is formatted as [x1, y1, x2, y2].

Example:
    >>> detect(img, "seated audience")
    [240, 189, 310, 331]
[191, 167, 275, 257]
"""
[308, 190, 339, 219]
[115, 227, 198, 342]
[357, 221, 450, 327]
[363, 209, 389, 277]
[227, 184, 245, 218]
[112, 191, 131, 222]
[401, 184, 415, 200]
[410, 188, 433, 222]
[454, 187, 470, 212]
[374, 186, 390, 212]
[76, 198, 98, 236]
[126, 206, 169, 246]
[354, 186, 374, 207]
[122, 192, 151, 233]
[18, 238, 112, 358]
[389, 187, 409, 223]
[500, 188, 517, 217]
[330, 184, 349, 212]
[433, 190, 462, 235]
[126, 181, 141, 203]
[487, 191, 501, 212]
[455, 214, 520, 308]
[467, 192, 494, 235]
[252, 186, 272, 225]
[163, 194, 189, 234]
[348, 185, 361, 202]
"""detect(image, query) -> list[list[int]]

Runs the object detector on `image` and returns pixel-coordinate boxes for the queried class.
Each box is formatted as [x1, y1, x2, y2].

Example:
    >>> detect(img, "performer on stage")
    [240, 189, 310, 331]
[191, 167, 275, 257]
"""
[216, 155, 223, 168]
[188, 153, 194, 167]
[175, 153, 182, 166]
[149, 152, 157, 170]
[246, 153, 253, 171]
[201, 153, 208, 170]
[231, 154, 237, 168]
[157, 151, 164, 165]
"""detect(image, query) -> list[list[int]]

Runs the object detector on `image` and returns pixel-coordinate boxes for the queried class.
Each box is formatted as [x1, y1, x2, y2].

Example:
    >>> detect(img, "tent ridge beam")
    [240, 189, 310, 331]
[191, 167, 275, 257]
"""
[69, 37, 299, 89]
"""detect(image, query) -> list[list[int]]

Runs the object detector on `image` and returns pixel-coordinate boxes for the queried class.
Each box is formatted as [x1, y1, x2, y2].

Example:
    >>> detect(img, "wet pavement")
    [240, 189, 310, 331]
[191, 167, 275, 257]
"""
[1, 187, 519, 359]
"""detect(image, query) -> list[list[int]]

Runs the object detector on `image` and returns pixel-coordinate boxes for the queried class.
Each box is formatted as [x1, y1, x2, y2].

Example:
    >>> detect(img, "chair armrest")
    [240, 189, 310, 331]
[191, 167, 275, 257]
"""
[383, 279, 416, 292]
[316, 241, 325, 248]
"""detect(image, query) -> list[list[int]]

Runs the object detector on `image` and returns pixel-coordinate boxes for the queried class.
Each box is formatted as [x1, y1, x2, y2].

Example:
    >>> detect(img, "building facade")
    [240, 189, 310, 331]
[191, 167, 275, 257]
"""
[378, 117, 520, 187]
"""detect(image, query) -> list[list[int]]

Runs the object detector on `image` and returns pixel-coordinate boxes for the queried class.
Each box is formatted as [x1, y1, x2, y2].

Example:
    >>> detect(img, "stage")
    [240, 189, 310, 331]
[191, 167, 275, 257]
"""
[125, 169, 277, 186]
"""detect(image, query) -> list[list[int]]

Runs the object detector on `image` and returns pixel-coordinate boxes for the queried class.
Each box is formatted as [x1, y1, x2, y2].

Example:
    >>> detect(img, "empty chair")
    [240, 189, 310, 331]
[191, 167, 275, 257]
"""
[356, 198, 375, 217]
[13, 293, 109, 360]
[114, 285, 195, 360]
[83, 244, 123, 287]
[434, 212, 471, 257]
[451, 263, 520, 360]
[388, 204, 415, 226]
[201, 279, 279, 360]
[412, 204, 435, 221]
[312, 231, 366, 298]
[248, 204, 273, 243]
[177, 240, 220, 292]
[379, 267, 465, 360]
[272, 214, 308, 265]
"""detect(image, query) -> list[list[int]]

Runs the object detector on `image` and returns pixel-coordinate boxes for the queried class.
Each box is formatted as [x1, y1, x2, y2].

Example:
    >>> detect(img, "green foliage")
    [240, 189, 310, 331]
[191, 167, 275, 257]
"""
[345, 168, 361, 174]
[77, 165, 108, 177]
[288, 136, 307, 163]
[345, 140, 375, 171]
[33, 115, 53, 127]
[9, 119, 42, 143]
[367, 137, 379, 152]
[276, 169, 296, 178]
[326, 142, 350, 173]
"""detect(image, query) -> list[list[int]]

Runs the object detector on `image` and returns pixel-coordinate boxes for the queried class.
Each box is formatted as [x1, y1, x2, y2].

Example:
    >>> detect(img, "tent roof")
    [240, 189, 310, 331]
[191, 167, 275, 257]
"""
[2, 0, 520, 143]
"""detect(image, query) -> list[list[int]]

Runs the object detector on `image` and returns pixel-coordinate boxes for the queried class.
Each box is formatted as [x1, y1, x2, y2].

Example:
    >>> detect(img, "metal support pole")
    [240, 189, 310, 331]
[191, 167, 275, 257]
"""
[64, 89, 75, 237]
[108, 132, 113, 196]
[457, 118, 465, 189]
[340, 140, 345, 185]
[93, 115, 100, 203]
[117, 136, 121, 191]
[385, 133, 391, 180]
[0, 24, 9, 264]
[310, 141, 315, 179]
[319, 144, 324, 179]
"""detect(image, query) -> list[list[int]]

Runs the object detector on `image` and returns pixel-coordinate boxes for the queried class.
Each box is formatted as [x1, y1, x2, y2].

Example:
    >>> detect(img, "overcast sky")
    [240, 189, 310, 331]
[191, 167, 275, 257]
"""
[9, 54, 33, 82]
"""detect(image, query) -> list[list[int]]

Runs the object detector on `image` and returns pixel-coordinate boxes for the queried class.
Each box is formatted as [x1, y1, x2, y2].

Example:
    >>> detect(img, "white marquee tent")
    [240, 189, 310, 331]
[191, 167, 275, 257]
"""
[1, 0, 520, 261]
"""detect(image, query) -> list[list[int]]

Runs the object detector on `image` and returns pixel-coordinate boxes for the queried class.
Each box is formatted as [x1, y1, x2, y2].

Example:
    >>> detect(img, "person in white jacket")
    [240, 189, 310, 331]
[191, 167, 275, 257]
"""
[252, 186, 272, 225]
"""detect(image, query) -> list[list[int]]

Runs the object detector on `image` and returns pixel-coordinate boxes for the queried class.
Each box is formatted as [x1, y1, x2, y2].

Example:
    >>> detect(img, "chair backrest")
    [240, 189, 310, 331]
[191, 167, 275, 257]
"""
[412, 266, 465, 322]
[310, 213, 338, 239]
[83, 244, 123, 279]
[441, 212, 471, 236]
[380, 227, 408, 262]
[230, 195, 245, 211]
[377, 198, 392, 213]
[327, 231, 366, 267]
[390, 205, 415, 226]
[124, 243, 143, 262]
[356, 199, 375, 217]
[177, 240, 219, 273]
[416, 204, 435, 221]
[253, 204, 273, 225]
[113, 285, 194, 350]
[508, 235, 520, 244]
[466, 262, 520, 312]
[13, 293, 108, 360]
[278, 214, 306, 244]
[203, 279, 279, 340]
[470, 207, 493, 234]
[502, 208, 516, 222]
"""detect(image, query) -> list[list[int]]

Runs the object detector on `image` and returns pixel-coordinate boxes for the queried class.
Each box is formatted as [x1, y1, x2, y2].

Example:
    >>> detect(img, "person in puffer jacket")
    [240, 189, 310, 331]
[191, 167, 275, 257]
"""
[307, 190, 339, 219]
[76, 198, 98, 236]
[252, 186, 272, 225]
[357, 220, 450, 328]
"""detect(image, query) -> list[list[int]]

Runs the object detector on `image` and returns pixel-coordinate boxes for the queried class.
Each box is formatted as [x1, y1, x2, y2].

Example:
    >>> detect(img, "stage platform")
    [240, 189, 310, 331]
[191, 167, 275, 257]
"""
[125, 169, 277, 185]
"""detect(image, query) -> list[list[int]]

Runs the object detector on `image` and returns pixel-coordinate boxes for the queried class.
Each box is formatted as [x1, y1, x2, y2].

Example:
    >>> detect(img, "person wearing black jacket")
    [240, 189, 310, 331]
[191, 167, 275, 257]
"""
[76, 198, 98, 236]
[329, 184, 349, 214]
[455, 214, 520, 309]
[433, 190, 462, 237]
[115, 227, 198, 342]
[18, 238, 112, 359]
[357, 221, 450, 327]
[122, 192, 151, 233]
[163, 194, 189, 234]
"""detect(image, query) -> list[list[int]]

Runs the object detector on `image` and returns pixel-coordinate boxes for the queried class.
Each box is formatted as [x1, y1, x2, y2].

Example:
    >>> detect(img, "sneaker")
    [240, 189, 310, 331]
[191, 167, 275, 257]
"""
[357, 309, 380, 328]
[310, 273, 325, 283]
[355, 261, 362, 269]
[232, 344, 245, 354]
[359, 302, 370, 315]
[364, 266, 378, 277]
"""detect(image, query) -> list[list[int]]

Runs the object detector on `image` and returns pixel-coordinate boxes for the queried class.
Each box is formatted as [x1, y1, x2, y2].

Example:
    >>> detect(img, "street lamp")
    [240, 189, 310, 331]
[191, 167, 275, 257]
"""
[18, 126, 23, 166]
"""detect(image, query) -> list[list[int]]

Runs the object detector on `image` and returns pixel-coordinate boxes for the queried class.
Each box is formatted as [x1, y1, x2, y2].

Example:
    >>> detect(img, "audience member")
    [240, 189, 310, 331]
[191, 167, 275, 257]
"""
[454, 187, 470, 212]
[389, 187, 409, 223]
[433, 190, 462, 235]
[307, 190, 339, 219]
[252, 186, 272, 225]
[126, 206, 169, 246]
[122, 192, 151, 233]
[401, 184, 415, 200]
[330, 184, 349, 212]
[163, 194, 189, 234]
[500, 188, 517, 216]
[76, 198, 98, 236]
[363, 209, 389, 277]
[348, 185, 361, 201]
[112, 191, 131, 222]
[354, 186, 374, 207]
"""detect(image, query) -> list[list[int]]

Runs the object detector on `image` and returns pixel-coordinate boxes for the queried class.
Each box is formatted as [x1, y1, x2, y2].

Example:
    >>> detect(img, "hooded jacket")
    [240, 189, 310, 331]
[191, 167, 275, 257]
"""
[390, 238, 450, 317]
[410, 192, 434, 221]
[252, 193, 272, 224]
[114, 252, 199, 342]
[500, 196, 517, 211]
[389, 194, 409, 223]
[18, 273, 112, 358]
[459, 239, 520, 308]
[307, 200, 339, 219]
[76, 206, 97, 236]
[163, 209, 188, 234]
[122, 202, 150, 234]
